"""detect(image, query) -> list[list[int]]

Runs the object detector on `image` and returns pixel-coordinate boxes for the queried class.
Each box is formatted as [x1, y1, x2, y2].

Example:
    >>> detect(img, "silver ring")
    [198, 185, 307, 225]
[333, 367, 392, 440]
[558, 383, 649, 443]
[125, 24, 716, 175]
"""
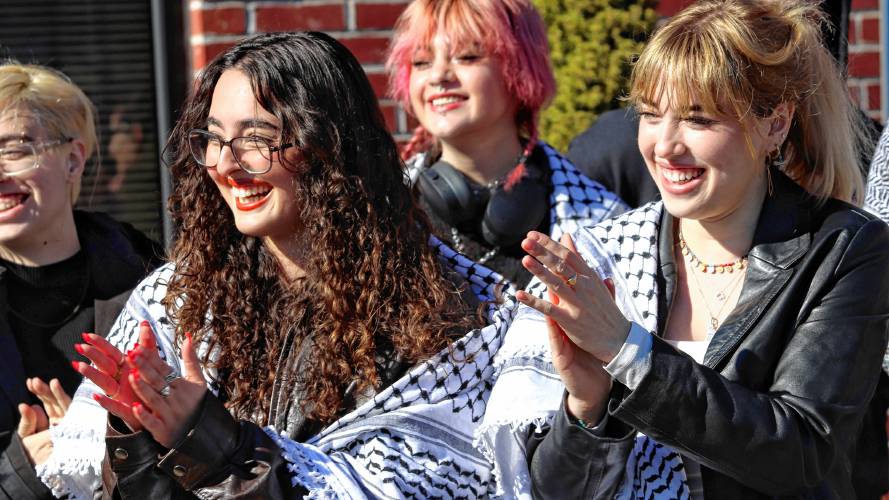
[566, 272, 577, 287]
[159, 372, 178, 398]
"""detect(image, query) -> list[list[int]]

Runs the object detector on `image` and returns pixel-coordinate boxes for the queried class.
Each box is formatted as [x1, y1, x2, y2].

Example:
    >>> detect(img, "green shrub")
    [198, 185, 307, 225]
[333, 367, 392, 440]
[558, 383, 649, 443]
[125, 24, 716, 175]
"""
[533, 0, 657, 151]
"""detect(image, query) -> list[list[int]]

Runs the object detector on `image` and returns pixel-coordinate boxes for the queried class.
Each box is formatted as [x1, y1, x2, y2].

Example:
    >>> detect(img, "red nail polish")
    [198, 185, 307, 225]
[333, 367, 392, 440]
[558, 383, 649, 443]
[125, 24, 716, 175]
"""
[127, 350, 137, 362]
[74, 344, 85, 355]
[132, 371, 140, 382]
[134, 342, 140, 348]
[132, 402, 142, 412]
[81, 333, 91, 343]
[71, 361, 80, 371]
[186, 331, 193, 342]
[92, 393, 102, 402]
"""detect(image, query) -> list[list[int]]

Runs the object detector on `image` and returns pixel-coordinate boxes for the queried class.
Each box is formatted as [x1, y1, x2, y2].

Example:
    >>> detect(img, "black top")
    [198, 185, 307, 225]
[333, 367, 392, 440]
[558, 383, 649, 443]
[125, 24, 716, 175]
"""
[421, 144, 552, 289]
[566, 108, 658, 209]
[3, 251, 94, 401]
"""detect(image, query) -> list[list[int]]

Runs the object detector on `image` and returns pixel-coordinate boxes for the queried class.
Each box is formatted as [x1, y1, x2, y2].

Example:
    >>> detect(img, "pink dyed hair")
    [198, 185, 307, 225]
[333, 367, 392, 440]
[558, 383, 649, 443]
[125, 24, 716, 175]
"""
[387, 0, 555, 187]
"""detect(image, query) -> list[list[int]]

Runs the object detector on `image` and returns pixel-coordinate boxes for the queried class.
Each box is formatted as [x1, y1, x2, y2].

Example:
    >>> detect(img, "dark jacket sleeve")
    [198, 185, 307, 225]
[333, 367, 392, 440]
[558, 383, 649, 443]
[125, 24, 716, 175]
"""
[526, 398, 635, 500]
[611, 220, 889, 494]
[0, 431, 54, 500]
[105, 392, 306, 499]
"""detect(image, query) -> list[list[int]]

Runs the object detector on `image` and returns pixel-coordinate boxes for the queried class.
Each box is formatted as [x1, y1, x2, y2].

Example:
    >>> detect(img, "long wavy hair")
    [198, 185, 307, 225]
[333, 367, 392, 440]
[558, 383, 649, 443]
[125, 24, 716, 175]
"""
[163, 32, 480, 424]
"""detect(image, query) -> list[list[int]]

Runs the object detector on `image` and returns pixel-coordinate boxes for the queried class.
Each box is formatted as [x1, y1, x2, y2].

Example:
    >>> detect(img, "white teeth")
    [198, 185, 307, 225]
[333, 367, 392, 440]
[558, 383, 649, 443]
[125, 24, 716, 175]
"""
[664, 169, 703, 183]
[431, 96, 463, 107]
[231, 185, 271, 199]
[0, 195, 24, 211]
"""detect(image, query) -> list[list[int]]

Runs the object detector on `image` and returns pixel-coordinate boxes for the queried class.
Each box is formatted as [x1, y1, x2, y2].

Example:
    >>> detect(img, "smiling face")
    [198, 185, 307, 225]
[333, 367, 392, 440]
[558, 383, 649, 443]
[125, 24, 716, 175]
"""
[636, 88, 781, 223]
[204, 69, 303, 242]
[407, 33, 517, 147]
[0, 108, 81, 254]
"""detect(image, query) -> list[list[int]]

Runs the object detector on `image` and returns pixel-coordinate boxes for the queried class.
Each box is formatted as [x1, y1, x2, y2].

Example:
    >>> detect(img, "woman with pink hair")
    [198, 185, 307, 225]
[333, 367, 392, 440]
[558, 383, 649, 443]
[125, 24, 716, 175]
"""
[387, 0, 626, 289]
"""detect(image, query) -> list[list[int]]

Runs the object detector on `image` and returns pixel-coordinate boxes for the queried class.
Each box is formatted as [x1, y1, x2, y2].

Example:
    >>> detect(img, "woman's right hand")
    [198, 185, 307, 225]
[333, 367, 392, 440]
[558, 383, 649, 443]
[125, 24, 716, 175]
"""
[74, 321, 157, 431]
[541, 235, 613, 424]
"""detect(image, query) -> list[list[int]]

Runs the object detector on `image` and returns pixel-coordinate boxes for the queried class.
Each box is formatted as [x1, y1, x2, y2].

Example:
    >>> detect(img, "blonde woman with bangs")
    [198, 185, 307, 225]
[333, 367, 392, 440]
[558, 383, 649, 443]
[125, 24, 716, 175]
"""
[0, 62, 161, 500]
[479, 1, 889, 498]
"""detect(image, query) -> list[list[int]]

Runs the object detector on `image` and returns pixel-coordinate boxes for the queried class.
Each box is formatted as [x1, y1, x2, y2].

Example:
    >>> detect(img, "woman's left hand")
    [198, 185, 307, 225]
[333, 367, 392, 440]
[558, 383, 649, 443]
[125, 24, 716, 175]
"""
[516, 231, 631, 363]
[126, 333, 207, 448]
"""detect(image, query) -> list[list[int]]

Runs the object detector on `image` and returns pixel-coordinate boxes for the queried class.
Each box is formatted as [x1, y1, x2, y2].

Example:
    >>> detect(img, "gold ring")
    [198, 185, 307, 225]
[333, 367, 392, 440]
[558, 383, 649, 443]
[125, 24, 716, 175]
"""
[566, 273, 577, 287]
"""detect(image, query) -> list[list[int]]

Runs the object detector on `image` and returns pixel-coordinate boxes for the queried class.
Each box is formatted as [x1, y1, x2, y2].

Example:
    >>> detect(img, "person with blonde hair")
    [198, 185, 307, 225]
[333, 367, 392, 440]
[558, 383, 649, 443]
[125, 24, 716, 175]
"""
[478, 0, 888, 498]
[387, 0, 625, 289]
[0, 63, 161, 499]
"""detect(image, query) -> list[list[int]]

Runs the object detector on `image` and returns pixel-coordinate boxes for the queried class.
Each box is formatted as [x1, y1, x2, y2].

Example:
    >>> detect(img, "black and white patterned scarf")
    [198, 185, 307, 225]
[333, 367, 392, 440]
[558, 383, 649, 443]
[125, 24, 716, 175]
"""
[39, 238, 520, 499]
[479, 203, 693, 499]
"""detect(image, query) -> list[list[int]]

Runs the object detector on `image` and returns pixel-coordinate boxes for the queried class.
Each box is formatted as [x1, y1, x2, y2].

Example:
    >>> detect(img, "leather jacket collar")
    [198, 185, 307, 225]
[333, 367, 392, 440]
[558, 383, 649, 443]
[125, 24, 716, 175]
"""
[656, 170, 816, 369]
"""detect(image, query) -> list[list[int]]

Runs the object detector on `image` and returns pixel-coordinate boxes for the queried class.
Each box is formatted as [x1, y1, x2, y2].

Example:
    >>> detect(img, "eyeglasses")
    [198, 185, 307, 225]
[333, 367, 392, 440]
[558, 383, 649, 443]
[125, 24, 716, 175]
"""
[0, 137, 74, 176]
[187, 129, 293, 175]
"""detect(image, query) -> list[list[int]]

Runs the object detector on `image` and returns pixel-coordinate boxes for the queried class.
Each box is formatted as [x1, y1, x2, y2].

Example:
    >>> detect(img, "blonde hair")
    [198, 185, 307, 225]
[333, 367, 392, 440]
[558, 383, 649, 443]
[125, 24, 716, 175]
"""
[629, 0, 867, 205]
[0, 62, 98, 203]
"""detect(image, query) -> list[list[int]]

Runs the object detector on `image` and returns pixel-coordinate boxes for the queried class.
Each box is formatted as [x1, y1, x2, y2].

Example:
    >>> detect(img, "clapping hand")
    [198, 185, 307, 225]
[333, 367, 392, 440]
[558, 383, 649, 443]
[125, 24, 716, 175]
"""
[17, 378, 71, 465]
[123, 331, 207, 448]
[516, 232, 629, 423]
[75, 321, 157, 431]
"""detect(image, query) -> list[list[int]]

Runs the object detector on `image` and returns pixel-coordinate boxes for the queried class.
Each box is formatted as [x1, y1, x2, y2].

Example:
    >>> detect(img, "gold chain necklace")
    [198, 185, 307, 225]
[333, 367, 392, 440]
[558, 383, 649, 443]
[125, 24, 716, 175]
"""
[686, 259, 745, 335]
[678, 231, 748, 335]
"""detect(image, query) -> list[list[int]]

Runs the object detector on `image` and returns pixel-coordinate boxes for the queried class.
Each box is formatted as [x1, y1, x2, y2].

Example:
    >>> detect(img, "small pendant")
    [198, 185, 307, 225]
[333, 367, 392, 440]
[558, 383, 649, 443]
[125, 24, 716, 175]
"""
[710, 317, 719, 331]
[716, 291, 726, 301]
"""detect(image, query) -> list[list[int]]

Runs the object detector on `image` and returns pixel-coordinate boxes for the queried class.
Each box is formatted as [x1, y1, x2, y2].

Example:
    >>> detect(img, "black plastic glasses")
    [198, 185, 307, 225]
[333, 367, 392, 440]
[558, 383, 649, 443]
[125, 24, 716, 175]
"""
[187, 129, 293, 174]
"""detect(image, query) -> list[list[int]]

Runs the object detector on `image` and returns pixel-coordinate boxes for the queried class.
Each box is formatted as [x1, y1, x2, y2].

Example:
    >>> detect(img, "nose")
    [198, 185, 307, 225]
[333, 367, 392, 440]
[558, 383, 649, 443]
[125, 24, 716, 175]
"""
[652, 120, 686, 160]
[429, 55, 454, 87]
[213, 142, 242, 177]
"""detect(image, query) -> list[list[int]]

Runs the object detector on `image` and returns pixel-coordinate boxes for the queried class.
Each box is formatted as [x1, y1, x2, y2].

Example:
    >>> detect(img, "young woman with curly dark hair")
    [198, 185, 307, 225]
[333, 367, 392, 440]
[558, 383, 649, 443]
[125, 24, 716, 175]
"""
[39, 32, 514, 499]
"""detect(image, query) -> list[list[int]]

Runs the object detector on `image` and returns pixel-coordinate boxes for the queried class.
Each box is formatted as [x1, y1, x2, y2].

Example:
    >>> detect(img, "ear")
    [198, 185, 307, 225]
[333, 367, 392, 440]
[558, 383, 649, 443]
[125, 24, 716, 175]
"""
[65, 138, 87, 181]
[767, 102, 795, 147]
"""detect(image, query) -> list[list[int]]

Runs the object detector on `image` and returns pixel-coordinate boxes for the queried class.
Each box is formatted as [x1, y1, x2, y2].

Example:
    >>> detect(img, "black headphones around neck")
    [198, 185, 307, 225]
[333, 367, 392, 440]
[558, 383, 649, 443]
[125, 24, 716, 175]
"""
[416, 156, 549, 248]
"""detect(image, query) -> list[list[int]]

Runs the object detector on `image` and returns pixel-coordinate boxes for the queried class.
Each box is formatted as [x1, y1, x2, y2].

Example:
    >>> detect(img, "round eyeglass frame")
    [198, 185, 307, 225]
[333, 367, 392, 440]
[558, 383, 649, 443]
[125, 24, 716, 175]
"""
[187, 129, 294, 175]
[0, 137, 74, 177]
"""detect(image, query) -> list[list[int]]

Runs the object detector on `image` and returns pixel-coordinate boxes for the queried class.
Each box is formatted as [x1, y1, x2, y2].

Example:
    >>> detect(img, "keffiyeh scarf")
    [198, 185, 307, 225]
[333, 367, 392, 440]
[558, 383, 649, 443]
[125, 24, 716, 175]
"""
[38, 237, 519, 499]
[478, 203, 694, 499]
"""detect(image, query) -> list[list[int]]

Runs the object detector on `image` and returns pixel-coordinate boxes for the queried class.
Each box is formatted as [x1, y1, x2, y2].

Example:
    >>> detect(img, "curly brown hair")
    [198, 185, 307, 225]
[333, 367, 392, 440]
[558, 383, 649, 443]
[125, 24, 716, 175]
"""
[162, 32, 480, 424]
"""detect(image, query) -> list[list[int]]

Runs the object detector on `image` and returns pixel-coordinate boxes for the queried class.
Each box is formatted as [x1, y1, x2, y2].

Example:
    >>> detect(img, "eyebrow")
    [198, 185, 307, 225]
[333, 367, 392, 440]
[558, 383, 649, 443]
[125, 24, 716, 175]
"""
[205, 117, 280, 132]
[0, 133, 32, 144]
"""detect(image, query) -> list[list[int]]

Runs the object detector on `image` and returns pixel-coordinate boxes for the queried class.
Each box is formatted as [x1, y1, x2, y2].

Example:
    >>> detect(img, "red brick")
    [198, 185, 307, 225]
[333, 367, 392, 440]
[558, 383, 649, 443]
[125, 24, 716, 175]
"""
[380, 103, 398, 132]
[340, 36, 391, 65]
[861, 17, 881, 44]
[356, 2, 407, 30]
[254, 5, 345, 32]
[851, 0, 878, 10]
[849, 18, 858, 44]
[656, 0, 695, 17]
[867, 84, 882, 111]
[848, 51, 880, 78]
[191, 7, 246, 36]
[365, 72, 390, 100]
[192, 41, 237, 71]
[406, 111, 420, 131]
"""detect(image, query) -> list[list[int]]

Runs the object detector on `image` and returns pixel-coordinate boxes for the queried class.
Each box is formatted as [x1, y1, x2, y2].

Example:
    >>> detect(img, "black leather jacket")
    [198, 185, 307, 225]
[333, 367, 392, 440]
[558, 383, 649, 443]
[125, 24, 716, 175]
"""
[0, 211, 163, 500]
[527, 172, 889, 499]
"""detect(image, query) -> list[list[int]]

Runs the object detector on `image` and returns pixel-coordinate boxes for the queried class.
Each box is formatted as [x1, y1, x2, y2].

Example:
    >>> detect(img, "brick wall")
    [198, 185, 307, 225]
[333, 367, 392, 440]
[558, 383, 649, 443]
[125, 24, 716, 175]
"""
[188, 0, 884, 139]
[188, 0, 410, 137]
[656, 0, 885, 122]
[848, 0, 884, 121]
